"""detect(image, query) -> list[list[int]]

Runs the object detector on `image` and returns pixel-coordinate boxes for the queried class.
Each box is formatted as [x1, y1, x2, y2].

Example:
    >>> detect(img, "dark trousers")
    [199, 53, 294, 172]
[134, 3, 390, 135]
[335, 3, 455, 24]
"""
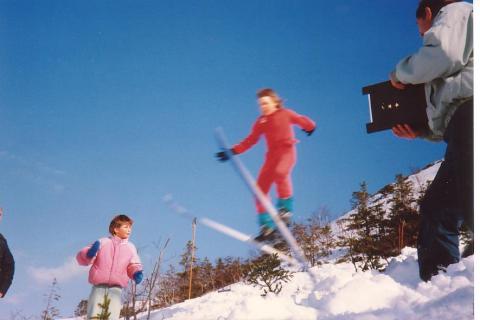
[417, 99, 473, 281]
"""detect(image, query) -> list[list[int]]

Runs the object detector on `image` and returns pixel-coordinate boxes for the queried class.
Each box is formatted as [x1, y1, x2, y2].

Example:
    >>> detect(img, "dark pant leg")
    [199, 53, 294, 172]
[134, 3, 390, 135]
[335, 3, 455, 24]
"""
[452, 101, 474, 233]
[417, 100, 473, 281]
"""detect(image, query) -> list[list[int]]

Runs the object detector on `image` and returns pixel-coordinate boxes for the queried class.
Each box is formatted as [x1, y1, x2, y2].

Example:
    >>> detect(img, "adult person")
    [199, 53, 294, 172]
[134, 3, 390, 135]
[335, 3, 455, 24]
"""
[0, 208, 15, 298]
[389, 0, 473, 281]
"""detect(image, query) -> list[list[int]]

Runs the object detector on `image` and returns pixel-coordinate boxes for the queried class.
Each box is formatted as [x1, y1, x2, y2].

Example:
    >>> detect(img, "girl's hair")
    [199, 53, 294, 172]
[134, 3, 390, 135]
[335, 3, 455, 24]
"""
[256, 88, 284, 108]
[416, 0, 459, 19]
[109, 214, 133, 235]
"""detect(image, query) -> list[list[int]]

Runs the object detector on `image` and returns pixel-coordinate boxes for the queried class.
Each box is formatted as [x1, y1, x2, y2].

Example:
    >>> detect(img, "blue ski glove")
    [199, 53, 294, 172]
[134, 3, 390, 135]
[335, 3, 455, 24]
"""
[303, 127, 315, 136]
[215, 149, 235, 162]
[133, 271, 143, 285]
[86, 240, 100, 258]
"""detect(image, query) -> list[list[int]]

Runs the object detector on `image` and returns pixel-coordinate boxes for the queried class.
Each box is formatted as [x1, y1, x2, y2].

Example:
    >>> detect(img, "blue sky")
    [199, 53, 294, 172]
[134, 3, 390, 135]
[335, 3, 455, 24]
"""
[0, 0, 459, 316]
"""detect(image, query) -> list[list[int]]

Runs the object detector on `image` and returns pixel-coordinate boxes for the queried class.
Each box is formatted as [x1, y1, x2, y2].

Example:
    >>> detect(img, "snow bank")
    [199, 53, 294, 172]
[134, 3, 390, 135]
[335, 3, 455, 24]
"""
[141, 248, 473, 320]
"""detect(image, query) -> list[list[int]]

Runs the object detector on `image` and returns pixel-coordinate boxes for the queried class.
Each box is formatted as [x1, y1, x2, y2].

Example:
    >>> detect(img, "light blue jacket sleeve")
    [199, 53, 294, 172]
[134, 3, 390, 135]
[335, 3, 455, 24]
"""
[393, 2, 473, 140]
[395, 3, 472, 85]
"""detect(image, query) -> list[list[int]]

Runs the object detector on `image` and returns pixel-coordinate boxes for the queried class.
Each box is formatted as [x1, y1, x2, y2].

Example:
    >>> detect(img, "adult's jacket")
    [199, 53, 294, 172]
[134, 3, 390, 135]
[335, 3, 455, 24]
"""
[0, 233, 14, 296]
[394, 2, 473, 140]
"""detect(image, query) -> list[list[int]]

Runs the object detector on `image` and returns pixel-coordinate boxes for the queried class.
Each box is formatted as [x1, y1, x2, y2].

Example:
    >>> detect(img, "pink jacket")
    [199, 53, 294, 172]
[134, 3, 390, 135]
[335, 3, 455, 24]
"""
[76, 236, 142, 288]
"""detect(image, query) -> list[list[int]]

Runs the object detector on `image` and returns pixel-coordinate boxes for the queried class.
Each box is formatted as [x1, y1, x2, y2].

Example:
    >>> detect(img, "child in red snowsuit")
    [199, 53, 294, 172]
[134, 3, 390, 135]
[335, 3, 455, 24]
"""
[217, 88, 315, 240]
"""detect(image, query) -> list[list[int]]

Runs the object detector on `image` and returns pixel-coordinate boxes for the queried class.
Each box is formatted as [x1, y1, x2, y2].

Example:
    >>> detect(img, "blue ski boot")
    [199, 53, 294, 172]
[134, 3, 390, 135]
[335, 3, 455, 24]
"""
[254, 213, 279, 243]
[277, 197, 293, 227]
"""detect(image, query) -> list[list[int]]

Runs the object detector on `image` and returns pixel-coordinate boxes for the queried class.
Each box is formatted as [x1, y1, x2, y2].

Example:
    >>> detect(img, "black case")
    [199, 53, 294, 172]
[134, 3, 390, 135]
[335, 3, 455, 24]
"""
[362, 81, 428, 134]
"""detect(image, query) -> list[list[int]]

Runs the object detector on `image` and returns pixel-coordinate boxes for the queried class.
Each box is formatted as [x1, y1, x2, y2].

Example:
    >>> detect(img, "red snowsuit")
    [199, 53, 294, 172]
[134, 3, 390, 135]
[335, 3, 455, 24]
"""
[232, 108, 315, 213]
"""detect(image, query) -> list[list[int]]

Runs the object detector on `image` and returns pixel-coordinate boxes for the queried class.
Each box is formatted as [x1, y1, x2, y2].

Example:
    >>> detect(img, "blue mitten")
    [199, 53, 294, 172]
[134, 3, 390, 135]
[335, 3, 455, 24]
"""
[133, 271, 143, 285]
[86, 240, 100, 258]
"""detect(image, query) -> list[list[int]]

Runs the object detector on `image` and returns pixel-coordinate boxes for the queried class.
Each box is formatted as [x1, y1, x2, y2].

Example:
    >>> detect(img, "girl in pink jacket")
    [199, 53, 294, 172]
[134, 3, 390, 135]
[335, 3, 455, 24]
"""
[77, 214, 143, 319]
[216, 88, 315, 242]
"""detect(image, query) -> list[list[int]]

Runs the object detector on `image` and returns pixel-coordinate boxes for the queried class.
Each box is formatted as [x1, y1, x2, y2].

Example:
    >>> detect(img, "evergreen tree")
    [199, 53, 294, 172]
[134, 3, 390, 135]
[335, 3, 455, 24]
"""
[214, 258, 227, 289]
[91, 294, 111, 320]
[178, 240, 199, 300]
[387, 174, 419, 253]
[197, 257, 215, 294]
[335, 218, 359, 271]
[244, 254, 292, 296]
[338, 182, 387, 271]
[179, 240, 197, 273]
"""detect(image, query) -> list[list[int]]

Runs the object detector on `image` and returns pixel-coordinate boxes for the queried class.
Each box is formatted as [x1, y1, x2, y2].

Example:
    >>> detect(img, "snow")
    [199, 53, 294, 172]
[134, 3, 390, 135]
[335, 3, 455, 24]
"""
[63, 161, 474, 320]
[127, 248, 473, 320]
[61, 249, 474, 320]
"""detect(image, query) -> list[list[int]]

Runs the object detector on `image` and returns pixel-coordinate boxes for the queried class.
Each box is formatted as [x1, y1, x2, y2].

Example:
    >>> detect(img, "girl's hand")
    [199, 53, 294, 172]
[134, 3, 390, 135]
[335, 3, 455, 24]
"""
[133, 271, 143, 284]
[86, 240, 100, 258]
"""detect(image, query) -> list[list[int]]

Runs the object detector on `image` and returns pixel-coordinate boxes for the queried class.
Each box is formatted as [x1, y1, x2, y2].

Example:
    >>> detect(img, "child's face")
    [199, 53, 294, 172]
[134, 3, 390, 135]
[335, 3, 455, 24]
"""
[258, 96, 278, 116]
[114, 223, 132, 239]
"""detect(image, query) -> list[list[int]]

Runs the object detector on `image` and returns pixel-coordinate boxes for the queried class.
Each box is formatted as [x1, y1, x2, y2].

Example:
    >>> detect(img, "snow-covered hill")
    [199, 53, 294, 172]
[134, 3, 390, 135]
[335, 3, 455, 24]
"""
[134, 247, 473, 320]
[64, 160, 475, 320]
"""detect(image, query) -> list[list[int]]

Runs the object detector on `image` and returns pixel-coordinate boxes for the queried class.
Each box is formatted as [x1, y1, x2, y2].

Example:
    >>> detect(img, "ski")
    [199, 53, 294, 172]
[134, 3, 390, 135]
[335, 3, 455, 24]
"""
[163, 194, 301, 267]
[215, 127, 316, 283]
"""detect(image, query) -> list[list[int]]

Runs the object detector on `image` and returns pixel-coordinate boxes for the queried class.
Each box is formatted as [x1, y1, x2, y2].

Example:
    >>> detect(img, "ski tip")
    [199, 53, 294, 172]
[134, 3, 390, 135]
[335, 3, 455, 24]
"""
[162, 193, 173, 203]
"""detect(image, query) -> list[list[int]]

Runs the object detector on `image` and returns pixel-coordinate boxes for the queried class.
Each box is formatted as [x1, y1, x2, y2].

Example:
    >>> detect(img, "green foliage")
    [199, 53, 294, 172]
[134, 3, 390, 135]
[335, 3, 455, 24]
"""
[91, 294, 111, 320]
[244, 254, 293, 296]
[386, 174, 419, 252]
[337, 181, 388, 271]
[336, 174, 431, 271]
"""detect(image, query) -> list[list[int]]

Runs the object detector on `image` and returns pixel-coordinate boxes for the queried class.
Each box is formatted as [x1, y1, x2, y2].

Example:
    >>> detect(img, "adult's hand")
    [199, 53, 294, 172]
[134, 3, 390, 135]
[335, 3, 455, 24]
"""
[389, 72, 406, 90]
[392, 124, 419, 139]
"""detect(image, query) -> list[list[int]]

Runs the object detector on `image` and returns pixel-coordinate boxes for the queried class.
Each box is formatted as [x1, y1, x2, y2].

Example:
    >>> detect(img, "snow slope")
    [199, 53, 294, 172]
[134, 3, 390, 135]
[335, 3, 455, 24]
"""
[136, 248, 473, 320]
[133, 161, 473, 320]
[64, 161, 474, 320]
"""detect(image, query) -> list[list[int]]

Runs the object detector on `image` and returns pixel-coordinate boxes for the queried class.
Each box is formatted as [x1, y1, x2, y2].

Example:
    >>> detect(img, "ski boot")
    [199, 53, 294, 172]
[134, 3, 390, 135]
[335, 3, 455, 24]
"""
[254, 226, 288, 252]
[277, 197, 293, 227]
[254, 225, 279, 243]
[278, 208, 292, 227]
[254, 213, 279, 244]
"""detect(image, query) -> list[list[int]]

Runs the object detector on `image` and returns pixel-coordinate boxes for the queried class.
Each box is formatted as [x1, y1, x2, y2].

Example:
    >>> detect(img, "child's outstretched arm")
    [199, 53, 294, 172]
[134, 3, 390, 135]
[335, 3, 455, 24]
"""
[288, 109, 316, 135]
[232, 120, 262, 154]
[76, 240, 100, 266]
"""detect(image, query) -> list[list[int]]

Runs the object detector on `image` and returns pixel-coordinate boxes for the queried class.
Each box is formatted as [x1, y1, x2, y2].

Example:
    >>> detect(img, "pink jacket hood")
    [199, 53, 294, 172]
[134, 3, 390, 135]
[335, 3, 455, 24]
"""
[76, 236, 142, 288]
